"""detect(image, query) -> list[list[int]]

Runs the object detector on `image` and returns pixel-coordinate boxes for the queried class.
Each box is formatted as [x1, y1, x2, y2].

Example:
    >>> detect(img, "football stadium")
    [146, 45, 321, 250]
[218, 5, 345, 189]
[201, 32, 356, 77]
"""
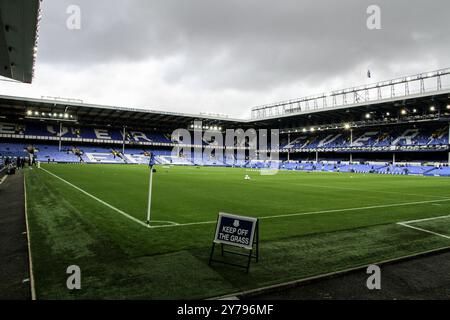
[1, 0, 450, 307]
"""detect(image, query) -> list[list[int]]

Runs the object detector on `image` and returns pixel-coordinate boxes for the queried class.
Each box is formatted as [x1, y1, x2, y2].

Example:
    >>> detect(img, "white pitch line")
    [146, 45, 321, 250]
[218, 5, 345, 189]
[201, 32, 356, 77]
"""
[40, 168, 177, 228]
[397, 222, 450, 240]
[148, 198, 450, 229]
[24, 174, 36, 300]
[0, 175, 7, 185]
[151, 220, 180, 225]
[259, 198, 450, 221]
[283, 180, 450, 200]
[149, 220, 216, 229]
[399, 214, 450, 225]
[38, 167, 450, 230]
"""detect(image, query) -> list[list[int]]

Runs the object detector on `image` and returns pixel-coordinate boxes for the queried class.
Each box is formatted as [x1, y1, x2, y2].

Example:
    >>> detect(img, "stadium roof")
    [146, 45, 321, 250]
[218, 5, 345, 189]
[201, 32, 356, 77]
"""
[1, 68, 450, 132]
[0, 94, 246, 132]
[251, 88, 450, 130]
[1, 89, 449, 133]
[0, 0, 41, 83]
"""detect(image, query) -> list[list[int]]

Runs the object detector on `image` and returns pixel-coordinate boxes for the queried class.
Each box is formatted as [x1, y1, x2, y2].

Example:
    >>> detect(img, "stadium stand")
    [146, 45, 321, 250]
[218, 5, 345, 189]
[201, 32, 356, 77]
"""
[1, 68, 450, 178]
[1, 119, 450, 176]
[3, 137, 449, 176]
[4, 121, 445, 151]
[281, 125, 449, 151]
[0, 122, 172, 145]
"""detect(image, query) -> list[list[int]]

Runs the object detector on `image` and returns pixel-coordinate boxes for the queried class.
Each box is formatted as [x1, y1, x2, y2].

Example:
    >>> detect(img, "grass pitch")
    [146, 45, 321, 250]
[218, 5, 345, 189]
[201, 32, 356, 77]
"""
[25, 164, 450, 299]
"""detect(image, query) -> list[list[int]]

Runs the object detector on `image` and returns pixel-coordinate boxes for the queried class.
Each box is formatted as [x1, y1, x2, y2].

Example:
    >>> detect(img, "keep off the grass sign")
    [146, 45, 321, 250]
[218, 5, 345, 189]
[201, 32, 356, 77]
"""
[213, 213, 257, 250]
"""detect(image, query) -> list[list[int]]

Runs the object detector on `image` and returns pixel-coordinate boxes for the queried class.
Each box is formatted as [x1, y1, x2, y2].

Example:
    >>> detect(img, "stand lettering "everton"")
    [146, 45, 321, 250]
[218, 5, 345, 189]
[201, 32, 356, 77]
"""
[209, 212, 259, 273]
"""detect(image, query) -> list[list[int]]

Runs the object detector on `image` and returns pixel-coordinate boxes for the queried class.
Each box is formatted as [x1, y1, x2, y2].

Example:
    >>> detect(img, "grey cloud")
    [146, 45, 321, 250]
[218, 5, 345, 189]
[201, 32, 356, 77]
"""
[32, 0, 450, 112]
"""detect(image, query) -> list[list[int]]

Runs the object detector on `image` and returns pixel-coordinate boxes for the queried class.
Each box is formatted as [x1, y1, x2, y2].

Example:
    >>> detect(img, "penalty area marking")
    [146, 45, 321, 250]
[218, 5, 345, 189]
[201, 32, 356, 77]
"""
[397, 214, 450, 240]
[39, 168, 178, 228]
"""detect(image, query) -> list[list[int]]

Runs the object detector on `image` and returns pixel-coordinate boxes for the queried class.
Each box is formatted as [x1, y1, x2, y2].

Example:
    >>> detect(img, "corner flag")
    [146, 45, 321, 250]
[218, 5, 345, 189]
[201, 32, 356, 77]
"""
[146, 152, 156, 226]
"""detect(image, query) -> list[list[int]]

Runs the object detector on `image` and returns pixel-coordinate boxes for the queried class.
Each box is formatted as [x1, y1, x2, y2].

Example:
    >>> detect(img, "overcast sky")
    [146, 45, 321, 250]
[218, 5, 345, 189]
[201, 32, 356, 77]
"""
[1, 0, 449, 118]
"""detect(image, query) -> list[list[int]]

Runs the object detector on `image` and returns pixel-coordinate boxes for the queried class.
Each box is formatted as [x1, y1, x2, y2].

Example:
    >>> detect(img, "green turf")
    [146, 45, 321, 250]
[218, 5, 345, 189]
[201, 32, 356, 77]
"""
[25, 164, 450, 299]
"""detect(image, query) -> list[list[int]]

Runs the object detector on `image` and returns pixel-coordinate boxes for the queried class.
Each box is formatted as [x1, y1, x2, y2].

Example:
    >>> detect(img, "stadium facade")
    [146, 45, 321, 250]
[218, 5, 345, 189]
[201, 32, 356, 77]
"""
[1, 68, 450, 176]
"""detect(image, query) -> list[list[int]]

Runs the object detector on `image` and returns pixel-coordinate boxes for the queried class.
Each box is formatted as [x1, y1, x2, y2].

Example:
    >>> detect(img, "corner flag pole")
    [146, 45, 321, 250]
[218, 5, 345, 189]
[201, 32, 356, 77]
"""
[146, 153, 155, 227]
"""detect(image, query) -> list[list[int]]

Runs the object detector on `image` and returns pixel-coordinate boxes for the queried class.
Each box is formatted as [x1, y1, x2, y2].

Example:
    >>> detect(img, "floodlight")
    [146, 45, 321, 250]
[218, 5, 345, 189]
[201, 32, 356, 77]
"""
[429, 106, 436, 112]
[344, 123, 351, 129]
[365, 113, 371, 119]
[401, 109, 407, 115]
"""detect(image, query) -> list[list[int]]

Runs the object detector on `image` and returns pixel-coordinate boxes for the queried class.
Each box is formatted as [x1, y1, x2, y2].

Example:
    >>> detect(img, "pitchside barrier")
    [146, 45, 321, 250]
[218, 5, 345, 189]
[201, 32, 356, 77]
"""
[209, 212, 259, 273]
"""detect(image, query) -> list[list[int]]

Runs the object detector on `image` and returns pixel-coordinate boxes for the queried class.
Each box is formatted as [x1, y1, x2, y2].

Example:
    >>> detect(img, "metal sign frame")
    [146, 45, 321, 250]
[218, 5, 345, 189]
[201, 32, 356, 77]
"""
[209, 212, 259, 273]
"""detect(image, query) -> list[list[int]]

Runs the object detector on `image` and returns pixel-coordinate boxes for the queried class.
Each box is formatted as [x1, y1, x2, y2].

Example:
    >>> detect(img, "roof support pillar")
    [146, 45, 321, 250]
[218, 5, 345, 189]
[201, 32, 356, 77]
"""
[287, 133, 290, 161]
[122, 125, 126, 155]
[58, 122, 62, 152]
